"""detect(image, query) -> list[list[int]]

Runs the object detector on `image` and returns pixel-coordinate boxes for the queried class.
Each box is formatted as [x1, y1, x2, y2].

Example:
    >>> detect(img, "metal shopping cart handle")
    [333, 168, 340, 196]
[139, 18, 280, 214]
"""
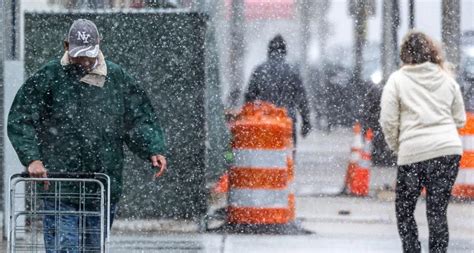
[18, 171, 104, 179]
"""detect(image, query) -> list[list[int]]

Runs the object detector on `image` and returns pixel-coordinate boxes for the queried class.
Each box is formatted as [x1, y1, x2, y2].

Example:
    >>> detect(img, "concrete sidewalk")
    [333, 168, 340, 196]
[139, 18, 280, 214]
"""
[105, 194, 474, 253]
[1, 128, 473, 252]
[297, 195, 474, 252]
[2, 194, 472, 253]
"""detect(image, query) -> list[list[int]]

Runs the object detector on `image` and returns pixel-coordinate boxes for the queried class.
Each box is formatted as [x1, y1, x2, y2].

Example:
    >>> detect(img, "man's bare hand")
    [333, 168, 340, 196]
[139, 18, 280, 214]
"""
[28, 160, 47, 178]
[151, 155, 167, 179]
[28, 160, 49, 190]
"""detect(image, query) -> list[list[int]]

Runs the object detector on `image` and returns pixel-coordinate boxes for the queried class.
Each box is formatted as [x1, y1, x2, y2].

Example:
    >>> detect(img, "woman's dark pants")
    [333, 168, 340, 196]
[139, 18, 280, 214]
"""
[395, 155, 460, 253]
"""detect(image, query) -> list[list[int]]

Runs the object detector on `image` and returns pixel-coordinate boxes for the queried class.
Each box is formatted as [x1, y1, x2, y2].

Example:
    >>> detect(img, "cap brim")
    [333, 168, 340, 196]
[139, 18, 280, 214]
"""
[69, 44, 99, 58]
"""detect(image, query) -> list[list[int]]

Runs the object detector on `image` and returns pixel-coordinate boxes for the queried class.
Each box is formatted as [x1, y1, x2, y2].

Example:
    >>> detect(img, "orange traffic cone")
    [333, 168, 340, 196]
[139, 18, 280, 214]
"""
[343, 123, 363, 194]
[213, 172, 229, 194]
[346, 128, 372, 196]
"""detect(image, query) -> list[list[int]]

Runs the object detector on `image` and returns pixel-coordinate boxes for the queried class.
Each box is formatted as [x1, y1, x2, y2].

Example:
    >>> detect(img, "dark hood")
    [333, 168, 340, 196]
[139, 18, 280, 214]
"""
[268, 34, 287, 59]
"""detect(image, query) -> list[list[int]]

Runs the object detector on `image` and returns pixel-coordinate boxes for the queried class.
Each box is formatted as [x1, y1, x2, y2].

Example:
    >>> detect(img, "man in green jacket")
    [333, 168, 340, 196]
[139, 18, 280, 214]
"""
[8, 19, 166, 252]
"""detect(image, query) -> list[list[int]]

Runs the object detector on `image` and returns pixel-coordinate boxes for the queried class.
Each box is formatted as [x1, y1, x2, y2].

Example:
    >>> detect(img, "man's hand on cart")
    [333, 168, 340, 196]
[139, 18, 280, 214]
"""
[151, 154, 167, 179]
[27, 160, 50, 190]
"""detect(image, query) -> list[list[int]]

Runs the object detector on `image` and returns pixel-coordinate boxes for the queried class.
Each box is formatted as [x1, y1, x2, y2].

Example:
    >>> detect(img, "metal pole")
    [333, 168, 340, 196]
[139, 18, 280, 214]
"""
[442, 0, 461, 74]
[314, 0, 331, 128]
[226, 0, 245, 109]
[381, 0, 400, 81]
[10, 0, 16, 59]
[352, 2, 366, 124]
[408, 0, 415, 29]
[297, 0, 314, 128]
[348, 0, 375, 84]
[1, 0, 5, 220]
[299, 0, 310, 88]
[349, 0, 374, 122]
[352, 3, 367, 85]
[4, 0, 19, 60]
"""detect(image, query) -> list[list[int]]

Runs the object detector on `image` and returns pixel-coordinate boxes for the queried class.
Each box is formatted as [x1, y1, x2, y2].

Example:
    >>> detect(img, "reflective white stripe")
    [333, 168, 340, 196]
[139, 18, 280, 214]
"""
[359, 160, 371, 169]
[363, 141, 372, 153]
[350, 152, 361, 162]
[229, 189, 289, 208]
[456, 168, 474, 184]
[351, 135, 363, 149]
[287, 148, 294, 158]
[462, 135, 474, 151]
[287, 180, 296, 193]
[233, 149, 287, 169]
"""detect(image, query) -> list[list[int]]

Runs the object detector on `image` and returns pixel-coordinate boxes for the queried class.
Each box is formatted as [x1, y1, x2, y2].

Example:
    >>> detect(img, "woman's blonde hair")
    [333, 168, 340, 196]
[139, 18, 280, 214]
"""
[400, 31, 444, 66]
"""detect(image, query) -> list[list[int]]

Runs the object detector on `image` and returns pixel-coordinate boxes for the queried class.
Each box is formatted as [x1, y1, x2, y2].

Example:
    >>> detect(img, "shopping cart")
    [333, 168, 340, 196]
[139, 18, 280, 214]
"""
[8, 172, 111, 253]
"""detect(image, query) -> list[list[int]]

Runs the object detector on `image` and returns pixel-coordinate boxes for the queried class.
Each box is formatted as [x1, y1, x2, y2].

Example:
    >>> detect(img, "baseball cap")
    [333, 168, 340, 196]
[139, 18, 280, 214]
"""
[67, 19, 100, 58]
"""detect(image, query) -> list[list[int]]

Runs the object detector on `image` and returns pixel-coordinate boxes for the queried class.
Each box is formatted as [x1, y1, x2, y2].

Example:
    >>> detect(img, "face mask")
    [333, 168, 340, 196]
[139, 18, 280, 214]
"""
[68, 64, 88, 76]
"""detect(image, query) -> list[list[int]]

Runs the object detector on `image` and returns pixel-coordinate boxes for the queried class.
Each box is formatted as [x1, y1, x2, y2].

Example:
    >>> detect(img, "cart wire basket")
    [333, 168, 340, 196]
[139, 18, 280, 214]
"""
[8, 172, 111, 253]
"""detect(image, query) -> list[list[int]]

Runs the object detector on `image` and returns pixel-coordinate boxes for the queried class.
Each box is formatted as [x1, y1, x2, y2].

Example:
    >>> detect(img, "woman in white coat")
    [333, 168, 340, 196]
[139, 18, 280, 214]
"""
[380, 31, 466, 253]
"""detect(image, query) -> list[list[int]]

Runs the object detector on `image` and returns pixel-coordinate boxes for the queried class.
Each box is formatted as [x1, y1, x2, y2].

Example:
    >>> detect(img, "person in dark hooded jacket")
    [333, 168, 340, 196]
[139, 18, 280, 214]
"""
[245, 35, 312, 144]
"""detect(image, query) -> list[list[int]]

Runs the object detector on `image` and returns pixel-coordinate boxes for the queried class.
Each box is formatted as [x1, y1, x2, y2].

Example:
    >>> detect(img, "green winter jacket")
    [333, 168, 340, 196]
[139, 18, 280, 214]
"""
[8, 59, 165, 204]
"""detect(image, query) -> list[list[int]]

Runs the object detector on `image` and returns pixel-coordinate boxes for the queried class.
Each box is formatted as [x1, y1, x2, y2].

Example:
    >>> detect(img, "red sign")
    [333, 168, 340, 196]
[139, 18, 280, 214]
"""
[225, 0, 295, 20]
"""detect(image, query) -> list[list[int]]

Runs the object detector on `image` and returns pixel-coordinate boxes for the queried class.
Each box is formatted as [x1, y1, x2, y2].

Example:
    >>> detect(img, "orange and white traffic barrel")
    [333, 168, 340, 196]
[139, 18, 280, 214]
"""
[453, 112, 474, 198]
[286, 125, 295, 221]
[228, 101, 293, 224]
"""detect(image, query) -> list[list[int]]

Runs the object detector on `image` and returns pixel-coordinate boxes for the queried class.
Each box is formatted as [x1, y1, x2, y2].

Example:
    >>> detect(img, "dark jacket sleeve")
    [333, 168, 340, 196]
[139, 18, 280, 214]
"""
[361, 83, 382, 131]
[245, 69, 261, 102]
[292, 70, 311, 124]
[7, 67, 50, 166]
[122, 70, 166, 160]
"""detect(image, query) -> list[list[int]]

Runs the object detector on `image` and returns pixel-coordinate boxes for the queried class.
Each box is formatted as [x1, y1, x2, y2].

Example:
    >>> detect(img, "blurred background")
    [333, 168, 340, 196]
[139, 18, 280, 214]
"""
[1, 1, 474, 251]
[8, 0, 474, 131]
